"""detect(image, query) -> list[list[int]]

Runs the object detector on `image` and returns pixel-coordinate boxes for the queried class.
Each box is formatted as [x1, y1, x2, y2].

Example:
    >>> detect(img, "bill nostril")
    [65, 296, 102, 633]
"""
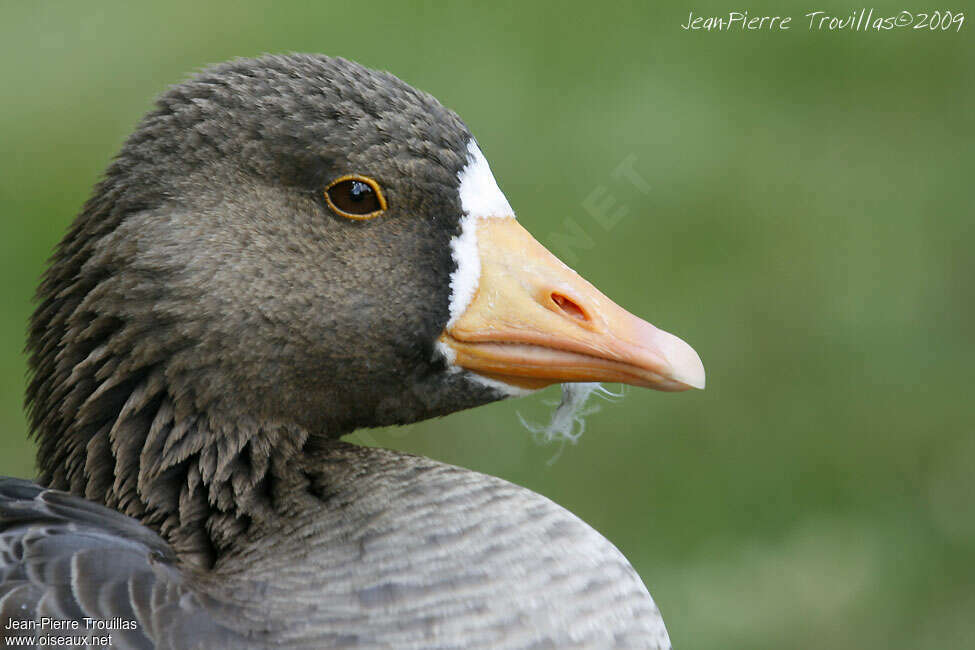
[551, 292, 589, 323]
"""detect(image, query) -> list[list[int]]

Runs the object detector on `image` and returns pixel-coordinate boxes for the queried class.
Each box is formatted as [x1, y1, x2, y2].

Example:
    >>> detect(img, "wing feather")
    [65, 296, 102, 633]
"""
[0, 478, 241, 650]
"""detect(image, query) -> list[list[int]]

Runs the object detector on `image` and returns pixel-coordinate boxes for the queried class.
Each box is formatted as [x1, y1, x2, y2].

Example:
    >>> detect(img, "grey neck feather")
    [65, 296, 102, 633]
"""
[28, 310, 312, 566]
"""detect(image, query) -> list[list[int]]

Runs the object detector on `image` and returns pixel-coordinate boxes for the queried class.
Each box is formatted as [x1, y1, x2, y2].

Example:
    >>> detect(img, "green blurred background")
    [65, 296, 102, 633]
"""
[1, 1, 972, 648]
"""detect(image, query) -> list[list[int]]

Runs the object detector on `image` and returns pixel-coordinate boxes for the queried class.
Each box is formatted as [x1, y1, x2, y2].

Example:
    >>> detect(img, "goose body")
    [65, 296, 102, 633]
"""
[0, 55, 702, 649]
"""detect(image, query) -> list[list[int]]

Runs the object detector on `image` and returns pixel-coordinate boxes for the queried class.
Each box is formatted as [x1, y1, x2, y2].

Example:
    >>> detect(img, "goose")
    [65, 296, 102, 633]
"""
[0, 54, 704, 649]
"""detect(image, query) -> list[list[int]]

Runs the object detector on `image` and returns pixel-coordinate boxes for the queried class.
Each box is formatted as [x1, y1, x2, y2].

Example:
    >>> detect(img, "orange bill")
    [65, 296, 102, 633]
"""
[439, 217, 705, 392]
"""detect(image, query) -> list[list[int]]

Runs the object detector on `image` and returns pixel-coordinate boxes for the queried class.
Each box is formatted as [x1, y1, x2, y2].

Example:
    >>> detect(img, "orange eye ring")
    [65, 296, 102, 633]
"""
[324, 175, 387, 220]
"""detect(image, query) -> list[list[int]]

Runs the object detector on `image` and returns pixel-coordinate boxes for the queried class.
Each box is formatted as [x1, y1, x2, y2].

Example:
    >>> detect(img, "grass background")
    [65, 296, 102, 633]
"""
[1, 1, 972, 648]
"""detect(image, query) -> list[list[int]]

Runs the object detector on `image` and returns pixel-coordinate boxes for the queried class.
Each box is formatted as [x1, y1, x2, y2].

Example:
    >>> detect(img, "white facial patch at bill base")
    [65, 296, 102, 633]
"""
[438, 140, 532, 397]
[445, 141, 515, 328]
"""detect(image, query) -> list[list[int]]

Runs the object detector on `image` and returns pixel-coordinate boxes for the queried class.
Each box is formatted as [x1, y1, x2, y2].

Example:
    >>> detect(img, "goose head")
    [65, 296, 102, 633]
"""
[27, 54, 703, 557]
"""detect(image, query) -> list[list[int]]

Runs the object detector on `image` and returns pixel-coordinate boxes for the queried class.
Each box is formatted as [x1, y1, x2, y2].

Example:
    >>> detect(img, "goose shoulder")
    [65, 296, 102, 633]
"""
[223, 443, 670, 648]
[1, 445, 672, 649]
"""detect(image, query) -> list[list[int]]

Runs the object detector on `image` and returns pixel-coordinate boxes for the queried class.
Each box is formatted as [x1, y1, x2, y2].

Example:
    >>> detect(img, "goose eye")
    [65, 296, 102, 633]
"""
[324, 175, 387, 220]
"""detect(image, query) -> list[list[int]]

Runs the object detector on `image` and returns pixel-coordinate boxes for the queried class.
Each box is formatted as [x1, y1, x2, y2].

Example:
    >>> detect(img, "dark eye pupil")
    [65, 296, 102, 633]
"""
[349, 181, 371, 201]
